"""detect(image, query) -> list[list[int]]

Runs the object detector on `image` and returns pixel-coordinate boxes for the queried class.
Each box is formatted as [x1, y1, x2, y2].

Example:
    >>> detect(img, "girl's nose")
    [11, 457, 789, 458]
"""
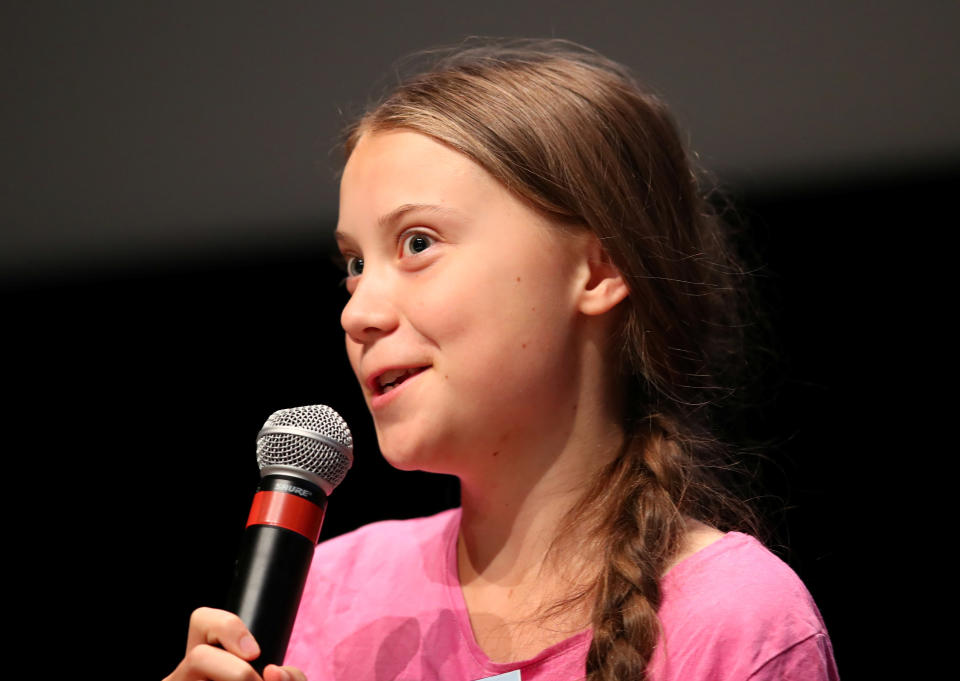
[340, 274, 399, 345]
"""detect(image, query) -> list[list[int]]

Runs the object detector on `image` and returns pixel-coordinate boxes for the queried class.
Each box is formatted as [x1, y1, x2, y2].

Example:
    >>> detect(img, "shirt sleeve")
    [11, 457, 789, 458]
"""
[747, 633, 839, 681]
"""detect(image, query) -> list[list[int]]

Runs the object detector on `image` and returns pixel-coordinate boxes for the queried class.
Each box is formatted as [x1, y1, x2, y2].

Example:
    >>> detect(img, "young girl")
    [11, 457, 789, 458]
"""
[166, 40, 838, 681]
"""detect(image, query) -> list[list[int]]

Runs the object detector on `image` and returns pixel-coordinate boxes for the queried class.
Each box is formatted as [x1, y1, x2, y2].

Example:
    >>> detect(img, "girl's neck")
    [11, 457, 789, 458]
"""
[454, 430, 621, 662]
[458, 353, 623, 581]
[455, 419, 623, 592]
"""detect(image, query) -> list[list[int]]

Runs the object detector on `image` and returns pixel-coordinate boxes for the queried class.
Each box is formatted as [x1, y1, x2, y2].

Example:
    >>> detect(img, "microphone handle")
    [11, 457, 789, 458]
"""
[225, 474, 328, 673]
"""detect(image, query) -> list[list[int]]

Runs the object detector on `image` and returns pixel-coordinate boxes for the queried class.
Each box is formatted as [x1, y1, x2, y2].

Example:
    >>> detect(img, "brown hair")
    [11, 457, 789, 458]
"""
[344, 38, 759, 680]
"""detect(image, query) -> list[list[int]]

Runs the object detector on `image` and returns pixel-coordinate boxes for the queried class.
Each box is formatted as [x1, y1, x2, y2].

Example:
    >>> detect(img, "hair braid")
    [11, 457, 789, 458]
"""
[585, 418, 688, 680]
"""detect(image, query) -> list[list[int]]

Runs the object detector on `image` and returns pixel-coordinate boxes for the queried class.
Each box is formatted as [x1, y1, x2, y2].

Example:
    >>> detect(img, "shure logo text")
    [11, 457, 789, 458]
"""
[275, 482, 311, 498]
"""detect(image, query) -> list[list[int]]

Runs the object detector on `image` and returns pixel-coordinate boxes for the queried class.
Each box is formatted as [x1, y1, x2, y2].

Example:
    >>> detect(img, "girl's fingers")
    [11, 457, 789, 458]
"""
[166, 643, 262, 681]
[167, 607, 301, 681]
[263, 665, 307, 681]
[185, 607, 261, 661]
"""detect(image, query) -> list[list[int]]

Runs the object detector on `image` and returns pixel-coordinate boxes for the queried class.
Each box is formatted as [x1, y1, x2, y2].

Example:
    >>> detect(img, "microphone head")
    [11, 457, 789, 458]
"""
[256, 405, 353, 495]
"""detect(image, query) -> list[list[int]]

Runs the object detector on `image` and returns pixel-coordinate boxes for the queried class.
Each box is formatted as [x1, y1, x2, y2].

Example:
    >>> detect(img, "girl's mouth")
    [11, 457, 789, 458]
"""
[376, 366, 429, 395]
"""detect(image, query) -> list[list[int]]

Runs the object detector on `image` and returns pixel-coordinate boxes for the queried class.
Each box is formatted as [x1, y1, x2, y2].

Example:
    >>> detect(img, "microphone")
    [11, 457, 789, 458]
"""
[225, 405, 353, 673]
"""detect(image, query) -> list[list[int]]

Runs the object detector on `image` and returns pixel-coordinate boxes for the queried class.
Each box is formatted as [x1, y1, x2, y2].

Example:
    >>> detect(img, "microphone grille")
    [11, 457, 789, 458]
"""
[256, 405, 353, 494]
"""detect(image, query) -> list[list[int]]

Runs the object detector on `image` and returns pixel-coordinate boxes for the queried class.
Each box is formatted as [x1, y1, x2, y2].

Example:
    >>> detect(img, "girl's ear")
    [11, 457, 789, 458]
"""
[577, 234, 629, 316]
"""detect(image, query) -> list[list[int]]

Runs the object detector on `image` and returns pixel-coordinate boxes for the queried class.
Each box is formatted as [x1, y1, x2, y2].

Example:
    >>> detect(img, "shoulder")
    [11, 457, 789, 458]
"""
[667, 532, 815, 601]
[664, 517, 726, 573]
[662, 532, 826, 634]
[652, 532, 837, 680]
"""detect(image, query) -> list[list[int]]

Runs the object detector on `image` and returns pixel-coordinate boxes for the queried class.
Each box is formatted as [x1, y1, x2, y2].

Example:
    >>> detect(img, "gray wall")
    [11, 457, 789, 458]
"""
[3, 1, 958, 279]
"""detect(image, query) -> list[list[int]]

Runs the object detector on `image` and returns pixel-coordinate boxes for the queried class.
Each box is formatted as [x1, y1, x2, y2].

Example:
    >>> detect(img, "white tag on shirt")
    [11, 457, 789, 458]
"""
[475, 671, 521, 681]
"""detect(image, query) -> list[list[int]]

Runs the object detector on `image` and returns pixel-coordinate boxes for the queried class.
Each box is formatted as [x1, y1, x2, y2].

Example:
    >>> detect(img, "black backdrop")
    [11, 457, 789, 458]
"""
[6, 165, 950, 678]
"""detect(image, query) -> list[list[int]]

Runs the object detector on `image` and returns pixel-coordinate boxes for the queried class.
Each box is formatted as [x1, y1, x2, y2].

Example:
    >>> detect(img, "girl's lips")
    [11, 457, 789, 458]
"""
[369, 366, 430, 409]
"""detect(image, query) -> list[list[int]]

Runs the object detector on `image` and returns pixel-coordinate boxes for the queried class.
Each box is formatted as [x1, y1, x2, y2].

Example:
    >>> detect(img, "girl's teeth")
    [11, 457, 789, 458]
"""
[380, 369, 411, 392]
[378, 366, 427, 393]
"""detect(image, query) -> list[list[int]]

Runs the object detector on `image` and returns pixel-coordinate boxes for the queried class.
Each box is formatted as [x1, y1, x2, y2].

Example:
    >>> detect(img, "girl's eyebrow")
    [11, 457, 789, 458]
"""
[335, 203, 466, 244]
[377, 203, 464, 229]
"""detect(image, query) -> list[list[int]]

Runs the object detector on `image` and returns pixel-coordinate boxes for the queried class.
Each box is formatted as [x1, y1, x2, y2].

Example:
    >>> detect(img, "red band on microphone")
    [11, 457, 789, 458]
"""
[246, 490, 326, 543]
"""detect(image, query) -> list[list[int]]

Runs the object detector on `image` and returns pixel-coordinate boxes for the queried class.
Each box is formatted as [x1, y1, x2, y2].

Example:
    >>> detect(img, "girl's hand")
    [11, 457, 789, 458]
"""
[163, 607, 306, 681]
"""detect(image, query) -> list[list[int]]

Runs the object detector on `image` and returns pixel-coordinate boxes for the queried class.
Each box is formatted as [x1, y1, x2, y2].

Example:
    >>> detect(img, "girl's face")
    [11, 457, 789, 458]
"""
[336, 130, 594, 477]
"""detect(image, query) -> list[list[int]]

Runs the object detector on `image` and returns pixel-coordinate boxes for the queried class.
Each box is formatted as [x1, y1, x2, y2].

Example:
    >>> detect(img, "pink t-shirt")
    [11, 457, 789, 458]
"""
[285, 508, 838, 681]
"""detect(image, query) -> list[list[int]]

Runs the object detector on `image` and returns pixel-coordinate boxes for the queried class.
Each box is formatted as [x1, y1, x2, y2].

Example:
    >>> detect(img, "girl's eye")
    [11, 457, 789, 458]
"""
[345, 256, 364, 277]
[402, 232, 434, 256]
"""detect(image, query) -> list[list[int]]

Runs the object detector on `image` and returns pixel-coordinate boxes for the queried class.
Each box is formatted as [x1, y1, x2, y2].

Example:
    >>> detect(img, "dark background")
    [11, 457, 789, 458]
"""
[4, 2, 956, 678]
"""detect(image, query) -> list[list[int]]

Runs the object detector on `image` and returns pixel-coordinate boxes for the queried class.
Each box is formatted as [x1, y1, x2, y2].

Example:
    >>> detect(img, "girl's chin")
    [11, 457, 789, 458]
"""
[376, 434, 433, 469]
[379, 451, 423, 472]
[377, 438, 461, 476]
[381, 450, 443, 473]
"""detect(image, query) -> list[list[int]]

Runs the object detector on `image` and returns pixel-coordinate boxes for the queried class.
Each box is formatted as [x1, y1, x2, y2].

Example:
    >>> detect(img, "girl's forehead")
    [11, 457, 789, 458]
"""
[344, 131, 491, 190]
[339, 131, 517, 225]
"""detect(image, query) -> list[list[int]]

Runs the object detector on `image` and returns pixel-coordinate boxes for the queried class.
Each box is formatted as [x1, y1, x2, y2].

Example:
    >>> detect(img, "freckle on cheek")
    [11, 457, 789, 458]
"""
[516, 276, 521, 282]
[521, 343, 527, 349]
[491, 450, 499, 457]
